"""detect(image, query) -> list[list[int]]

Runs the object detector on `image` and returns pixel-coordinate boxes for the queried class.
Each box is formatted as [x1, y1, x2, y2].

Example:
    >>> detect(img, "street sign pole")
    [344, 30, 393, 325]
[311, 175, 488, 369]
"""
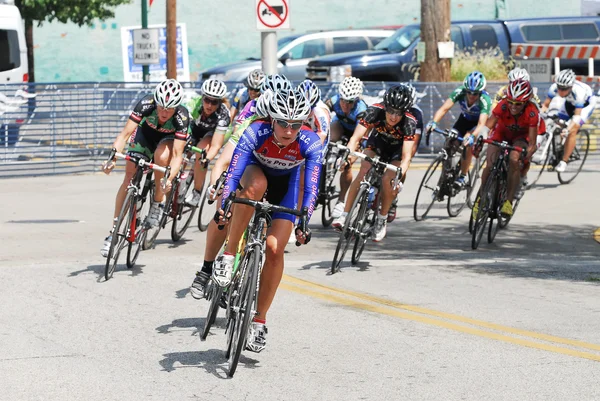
[261, 32, 278, 75]
[141, 0, 149, 82]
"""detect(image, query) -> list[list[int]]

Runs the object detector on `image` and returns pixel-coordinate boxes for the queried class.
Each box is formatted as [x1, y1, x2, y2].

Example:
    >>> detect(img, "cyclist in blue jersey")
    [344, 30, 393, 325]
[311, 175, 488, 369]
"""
[195, 87, 321, 352]
[229, 69, 265, 122]
[100, 79, 189, 256]
[325, 76, 368, 219]
[426, 71, 491, 188]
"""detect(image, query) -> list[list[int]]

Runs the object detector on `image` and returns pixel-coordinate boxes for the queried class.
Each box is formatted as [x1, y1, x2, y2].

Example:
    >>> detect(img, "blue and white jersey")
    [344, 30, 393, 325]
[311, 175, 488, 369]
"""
[547, 80, 593, 108]
[328, 94, 368, 132]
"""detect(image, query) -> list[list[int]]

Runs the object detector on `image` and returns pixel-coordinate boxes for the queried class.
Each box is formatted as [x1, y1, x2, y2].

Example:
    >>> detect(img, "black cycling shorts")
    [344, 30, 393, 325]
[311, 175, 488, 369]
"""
[452, 114, 479, 136]
[365, 133, 404, 163]
[127, 125, 175, 161]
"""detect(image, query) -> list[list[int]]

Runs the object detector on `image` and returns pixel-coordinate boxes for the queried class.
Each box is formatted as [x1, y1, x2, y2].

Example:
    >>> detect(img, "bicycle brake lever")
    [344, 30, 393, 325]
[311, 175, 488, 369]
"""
[216, 192, 235, 230]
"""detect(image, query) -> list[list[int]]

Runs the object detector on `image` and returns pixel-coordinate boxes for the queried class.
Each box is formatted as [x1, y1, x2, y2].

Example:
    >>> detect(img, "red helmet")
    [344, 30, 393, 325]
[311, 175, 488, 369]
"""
[506, 78, 533, 102]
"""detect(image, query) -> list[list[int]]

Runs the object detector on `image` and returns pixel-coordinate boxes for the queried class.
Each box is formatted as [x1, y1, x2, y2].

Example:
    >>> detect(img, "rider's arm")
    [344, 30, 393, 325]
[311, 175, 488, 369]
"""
[470, 93, 492, 139]
[229, 105, 238, 122]
[313, 106, 331, 145]
[400, 140, 414, 179]
[432, 98, 455, 123]
[470, 112, 489, 138]
[347, 123, 368, 153]
[206, 133, 226, 161]
[167, 137, 187, 183]
[526, 125, 537, 158]
[301, 133, 324, 221]
[541, 97, 551, 112]
[112, 119, 138, 154]
[220, 128, 257, 209]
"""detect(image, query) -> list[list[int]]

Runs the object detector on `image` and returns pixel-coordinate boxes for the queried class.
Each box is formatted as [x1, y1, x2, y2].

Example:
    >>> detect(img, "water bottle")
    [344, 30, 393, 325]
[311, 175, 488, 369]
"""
[177, 171, 189, 202]
[367, 186, 377, 208]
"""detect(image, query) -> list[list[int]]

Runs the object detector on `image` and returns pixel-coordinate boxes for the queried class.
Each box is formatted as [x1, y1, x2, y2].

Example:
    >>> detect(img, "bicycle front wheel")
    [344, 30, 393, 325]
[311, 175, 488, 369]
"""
[413, 156, 443, 221]
[557, 130, 590, 184]
[320, 157, 339, 227]
[447, 162, 469, 217]
[472, 173, 496, 250]
[467, 146, 486, 208]
[228, 244, 260, 377]
[331, 185, 366, 274]
[197, 185, 214, 232]
[200, 281, 224, 341]
[171, 173, 197, 241]
[351, 192, 373, 265]
[106, 190, 135, 280]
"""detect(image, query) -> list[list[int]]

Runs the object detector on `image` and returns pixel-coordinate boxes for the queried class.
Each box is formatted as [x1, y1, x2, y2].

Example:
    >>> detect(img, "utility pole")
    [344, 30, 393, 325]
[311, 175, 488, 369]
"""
[166, 0, 177, 79]
[420, 0, 451, 82]
[141, 0, 149, 82]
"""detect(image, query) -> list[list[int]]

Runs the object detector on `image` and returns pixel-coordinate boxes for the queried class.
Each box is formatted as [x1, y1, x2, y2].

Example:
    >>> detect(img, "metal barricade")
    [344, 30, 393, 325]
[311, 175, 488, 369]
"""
[0, 80, 595, 178]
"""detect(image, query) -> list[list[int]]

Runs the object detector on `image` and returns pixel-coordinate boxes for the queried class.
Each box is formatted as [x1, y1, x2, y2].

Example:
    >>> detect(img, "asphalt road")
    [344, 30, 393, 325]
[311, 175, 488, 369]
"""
[1, 156, 599, 401]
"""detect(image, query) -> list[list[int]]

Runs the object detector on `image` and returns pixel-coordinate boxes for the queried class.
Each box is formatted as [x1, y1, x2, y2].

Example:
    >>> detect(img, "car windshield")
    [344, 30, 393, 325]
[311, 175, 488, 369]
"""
[374, 26, 421, 53]
[277, 35, 300, 49]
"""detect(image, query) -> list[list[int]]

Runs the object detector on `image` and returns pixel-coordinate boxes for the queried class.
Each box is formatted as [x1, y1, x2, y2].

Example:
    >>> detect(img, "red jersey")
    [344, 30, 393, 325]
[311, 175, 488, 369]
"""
[491, 99, 539, 143]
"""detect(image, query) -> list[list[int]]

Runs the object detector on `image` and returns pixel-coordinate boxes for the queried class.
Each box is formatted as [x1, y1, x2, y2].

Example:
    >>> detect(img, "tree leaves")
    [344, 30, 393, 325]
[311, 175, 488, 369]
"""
[14, 0, 132, 26]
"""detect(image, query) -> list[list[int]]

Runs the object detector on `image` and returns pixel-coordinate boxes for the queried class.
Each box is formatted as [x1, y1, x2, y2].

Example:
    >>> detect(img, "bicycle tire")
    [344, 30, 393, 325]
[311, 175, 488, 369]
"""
[466, 146, 486, 208]
[320, 156, 339, 227]
[105, 190, 134, 280]
[127, 188, 152, 268]
[472, 173, 496, 250]
[447, 161, 469, 218]
[487, 177, 501, 243]
[200, 281, 223, 341]
[557, 130, 590, 185]
[527, 138, 552, 189]
[197, 184, 213, 232]
[143, 185, 175, 250]
[413, 156, 444, 221]
[171, 173, 197, 241]
[228, 244, 260, 377]
[468, 204, 475, 234]
[331, 185, 366, 274]
[351, 191, 372, 265]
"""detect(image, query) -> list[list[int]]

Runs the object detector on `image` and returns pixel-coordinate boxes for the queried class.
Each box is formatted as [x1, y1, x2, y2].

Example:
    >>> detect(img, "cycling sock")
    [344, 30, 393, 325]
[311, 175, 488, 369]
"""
[378, 213, 386, 220]
[201, 260, 214, 274]
[253, 317, 266, 324]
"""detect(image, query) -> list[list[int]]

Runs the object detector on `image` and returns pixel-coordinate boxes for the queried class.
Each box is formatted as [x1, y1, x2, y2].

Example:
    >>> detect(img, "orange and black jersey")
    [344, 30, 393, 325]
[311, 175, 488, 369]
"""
[359, 103, 417, 141]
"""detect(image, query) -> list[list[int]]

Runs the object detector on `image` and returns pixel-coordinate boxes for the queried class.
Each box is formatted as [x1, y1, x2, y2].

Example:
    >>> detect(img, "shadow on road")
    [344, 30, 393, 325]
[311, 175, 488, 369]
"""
[68, 263, 145, 281]
[305, 218, 600, 283]
[159, 348, 259, 378]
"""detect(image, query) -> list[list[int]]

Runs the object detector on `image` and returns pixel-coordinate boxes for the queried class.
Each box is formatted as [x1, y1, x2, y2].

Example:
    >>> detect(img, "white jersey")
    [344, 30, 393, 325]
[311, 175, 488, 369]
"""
[306, 100, 331, 158]
[547, 80, 593, 108]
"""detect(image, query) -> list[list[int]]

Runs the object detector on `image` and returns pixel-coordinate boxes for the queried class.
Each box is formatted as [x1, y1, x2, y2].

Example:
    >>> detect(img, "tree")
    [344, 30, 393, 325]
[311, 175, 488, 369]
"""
[420, 0, 451, 82]
[14, 0, 131, 82]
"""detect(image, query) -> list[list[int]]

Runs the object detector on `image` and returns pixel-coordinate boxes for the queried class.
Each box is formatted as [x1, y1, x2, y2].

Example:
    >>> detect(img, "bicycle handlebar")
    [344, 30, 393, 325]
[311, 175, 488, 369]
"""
[335, 143, 403, 191]
[207, 171, 227, 205]
[481, 138, 528, 160]
[107, 148, 171, 176]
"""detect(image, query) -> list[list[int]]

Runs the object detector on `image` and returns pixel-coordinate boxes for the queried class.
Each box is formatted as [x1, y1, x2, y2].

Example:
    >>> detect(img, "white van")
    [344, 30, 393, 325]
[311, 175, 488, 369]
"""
[0, 0, 28, 83]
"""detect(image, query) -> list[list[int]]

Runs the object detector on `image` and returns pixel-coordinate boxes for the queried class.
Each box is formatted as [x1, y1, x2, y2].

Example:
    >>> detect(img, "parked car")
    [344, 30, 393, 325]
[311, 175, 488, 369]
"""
[306, 16, 600, 82]
[0, 0, 29, 147]
[200, 29, 395, 82]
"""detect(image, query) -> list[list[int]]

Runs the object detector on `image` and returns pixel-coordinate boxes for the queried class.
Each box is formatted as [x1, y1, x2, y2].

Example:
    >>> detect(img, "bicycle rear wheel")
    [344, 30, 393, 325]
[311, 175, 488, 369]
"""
[127, 188, 152, 268]
[197, 184, 214, 232]
[447, 160, 469, 217]
[171, 172, 197, 241]
[320, 157, 339, 227]
[200, 281, 223, 341]
[472, 174, 496, 250]
[557, 130, 590, 184]
[331, 186, 366, 274]
[467, 146, 486, 208]
[228, 244, 260, 377]
[105, 190, 134, 280]
[413, 156, 443, 221]
[527, 136, 552, 189]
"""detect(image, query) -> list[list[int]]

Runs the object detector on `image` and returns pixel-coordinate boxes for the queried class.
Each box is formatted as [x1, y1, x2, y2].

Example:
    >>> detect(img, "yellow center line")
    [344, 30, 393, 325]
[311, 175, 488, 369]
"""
[281, 275, 600, 357]
[594, 228, 600, 244]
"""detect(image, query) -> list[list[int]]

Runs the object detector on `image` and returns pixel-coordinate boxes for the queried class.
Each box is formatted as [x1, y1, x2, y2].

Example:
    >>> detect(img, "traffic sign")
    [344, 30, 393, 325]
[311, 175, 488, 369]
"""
[515, 59, 552, 83]
[133, 29, 160, 65]
[256, 0, 289, 30]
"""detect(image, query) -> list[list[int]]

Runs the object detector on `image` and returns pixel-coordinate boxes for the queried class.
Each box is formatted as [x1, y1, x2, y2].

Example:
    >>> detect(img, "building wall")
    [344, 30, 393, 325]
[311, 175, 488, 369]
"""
[33, 0, 581, 82]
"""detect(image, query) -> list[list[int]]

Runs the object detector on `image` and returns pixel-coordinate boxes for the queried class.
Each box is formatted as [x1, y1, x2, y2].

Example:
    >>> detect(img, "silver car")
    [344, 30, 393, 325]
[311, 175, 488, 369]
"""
[200, 29, 394, 82]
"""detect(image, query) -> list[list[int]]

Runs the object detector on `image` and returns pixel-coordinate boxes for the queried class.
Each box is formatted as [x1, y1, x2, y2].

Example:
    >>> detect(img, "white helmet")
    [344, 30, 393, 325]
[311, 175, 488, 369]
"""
[268, 87, 311, 121]
[508, 67, 530, 82]
[255, 89, 273, 118]
[555, 69, 576, 88]
[201, 78, 227, 99]
[261, 74, 292, 93]
[298, 79, 321, 107]
[247, 69, 266, 90]
[154, 79, 183, 108]
[339, 76, 363, 100]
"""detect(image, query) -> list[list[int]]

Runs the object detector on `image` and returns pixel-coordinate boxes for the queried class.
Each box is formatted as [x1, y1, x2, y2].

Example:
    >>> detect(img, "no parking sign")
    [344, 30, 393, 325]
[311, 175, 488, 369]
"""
[256, 0, 290, 30]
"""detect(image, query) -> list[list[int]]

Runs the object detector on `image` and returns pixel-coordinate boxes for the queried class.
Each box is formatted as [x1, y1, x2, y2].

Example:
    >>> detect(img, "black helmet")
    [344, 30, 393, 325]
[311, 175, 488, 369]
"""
[383, 84, 413, 111]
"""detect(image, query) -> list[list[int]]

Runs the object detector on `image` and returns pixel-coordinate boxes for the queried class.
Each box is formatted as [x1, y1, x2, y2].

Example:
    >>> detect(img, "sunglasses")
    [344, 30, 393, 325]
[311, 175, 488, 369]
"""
[506, 99, 525, 106]
[557, 85, 571, 91]
[385, 106, 403, 116]
[203, 97, 221, 106]
[341, 98, 357, 104]
[466, 90, 481, 96]
[248, 87, 261, 92]
[274, 119, 303, 130]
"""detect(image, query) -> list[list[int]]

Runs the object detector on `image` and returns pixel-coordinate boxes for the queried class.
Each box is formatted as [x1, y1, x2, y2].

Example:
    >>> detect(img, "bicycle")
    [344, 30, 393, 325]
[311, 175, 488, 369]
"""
[103, 149, 170, 280]
[218, 193, 308, 377]
[317, 139, 347, 227]
[414, 128, 483, 221]
[527, 113, 590, 188]
[142, 143, 206, 249]
[471, 138, 527, 250]
[331, 144, 402, 274]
